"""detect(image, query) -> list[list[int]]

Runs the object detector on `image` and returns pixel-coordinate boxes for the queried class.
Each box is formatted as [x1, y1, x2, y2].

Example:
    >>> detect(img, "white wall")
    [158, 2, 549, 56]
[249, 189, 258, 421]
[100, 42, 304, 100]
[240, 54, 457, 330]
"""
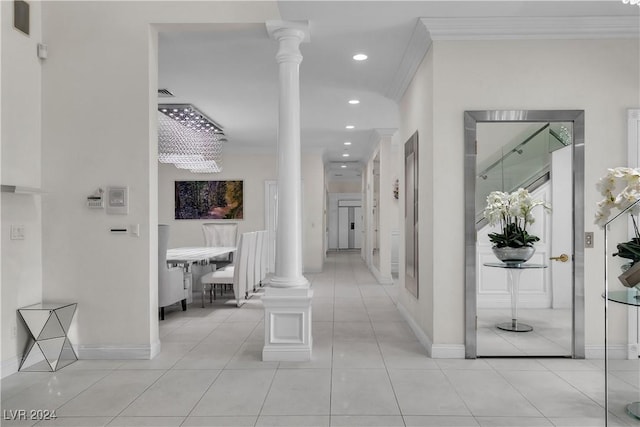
[159, 152, 325, 273]
[15, 1, 281, 369]
[1, 0, 43, 374]
[396, 38, 640, 356]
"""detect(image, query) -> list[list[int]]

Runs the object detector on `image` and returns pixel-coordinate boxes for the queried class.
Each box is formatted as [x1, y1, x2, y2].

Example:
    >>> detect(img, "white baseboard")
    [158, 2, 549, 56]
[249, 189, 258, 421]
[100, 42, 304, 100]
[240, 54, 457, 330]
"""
[78, 344, 156, 360]
[396, 301, 464, 359]
[1, 356, 19, 379]
[262, 345, 312, 362]
[150, 339, 161, 359]
[370, 265, 394, 286]
[431, 344, 466, 359]
[585, 344, 630, 360]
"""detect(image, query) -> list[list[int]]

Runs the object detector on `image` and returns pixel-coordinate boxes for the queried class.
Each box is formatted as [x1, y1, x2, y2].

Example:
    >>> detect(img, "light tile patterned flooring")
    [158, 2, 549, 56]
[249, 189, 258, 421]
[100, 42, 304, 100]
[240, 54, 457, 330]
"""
[1, 252, 639, 426]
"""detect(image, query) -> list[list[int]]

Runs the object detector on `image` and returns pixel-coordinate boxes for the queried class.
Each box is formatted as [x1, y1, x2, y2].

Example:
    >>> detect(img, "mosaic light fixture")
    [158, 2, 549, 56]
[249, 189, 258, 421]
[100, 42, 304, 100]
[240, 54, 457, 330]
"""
[158, 104, 225, 173]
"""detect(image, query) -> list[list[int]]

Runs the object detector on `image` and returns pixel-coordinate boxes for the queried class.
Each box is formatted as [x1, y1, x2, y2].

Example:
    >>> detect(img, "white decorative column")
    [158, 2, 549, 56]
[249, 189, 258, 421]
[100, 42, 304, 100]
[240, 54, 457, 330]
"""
[262, 21, 313, 362]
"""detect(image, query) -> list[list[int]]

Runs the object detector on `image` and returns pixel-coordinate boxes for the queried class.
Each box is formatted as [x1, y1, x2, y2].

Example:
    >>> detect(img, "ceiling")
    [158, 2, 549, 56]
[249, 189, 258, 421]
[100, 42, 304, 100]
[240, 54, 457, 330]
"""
[157, 1, 638, 182]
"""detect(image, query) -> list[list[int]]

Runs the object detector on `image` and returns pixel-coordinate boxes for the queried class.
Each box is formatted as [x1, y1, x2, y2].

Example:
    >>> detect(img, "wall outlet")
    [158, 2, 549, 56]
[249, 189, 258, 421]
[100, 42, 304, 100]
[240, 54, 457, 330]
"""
[585, 232, 594, 248]
[10, 225, 25, 240]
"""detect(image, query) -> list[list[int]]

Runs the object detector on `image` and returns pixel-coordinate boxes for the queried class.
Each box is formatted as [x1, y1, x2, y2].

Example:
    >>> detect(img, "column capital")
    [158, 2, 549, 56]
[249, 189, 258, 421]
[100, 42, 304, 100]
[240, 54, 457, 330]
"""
[266, 20, 310, 43]
[266, 21, 309, 65]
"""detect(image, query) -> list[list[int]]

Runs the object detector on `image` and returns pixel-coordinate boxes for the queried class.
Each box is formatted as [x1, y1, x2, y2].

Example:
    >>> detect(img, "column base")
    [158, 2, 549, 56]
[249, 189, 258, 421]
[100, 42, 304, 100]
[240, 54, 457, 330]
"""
[266, 275, 310, 288]
[262, 287, 313, 362]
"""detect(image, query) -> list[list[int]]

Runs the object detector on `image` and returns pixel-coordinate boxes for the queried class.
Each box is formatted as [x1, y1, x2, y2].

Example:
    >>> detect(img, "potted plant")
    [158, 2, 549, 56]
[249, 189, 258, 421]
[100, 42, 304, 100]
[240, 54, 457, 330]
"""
[483, 188, 551, 264]
[595, 167, 640, 286]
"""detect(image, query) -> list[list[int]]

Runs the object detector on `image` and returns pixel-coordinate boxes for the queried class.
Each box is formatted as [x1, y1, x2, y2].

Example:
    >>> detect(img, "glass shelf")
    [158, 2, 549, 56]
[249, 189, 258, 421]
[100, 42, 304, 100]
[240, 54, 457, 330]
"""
[603, 198, 640, 425]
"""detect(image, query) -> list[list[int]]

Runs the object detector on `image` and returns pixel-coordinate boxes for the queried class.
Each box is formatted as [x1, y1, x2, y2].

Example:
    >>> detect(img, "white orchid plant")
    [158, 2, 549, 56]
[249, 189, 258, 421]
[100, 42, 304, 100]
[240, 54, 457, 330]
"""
[595, 167, 640, 263]
[483, 188, 551, 248]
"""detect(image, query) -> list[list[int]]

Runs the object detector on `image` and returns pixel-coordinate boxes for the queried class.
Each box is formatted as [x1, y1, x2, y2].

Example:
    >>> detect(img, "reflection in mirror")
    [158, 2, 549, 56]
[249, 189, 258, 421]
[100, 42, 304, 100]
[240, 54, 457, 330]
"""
[464, 110, 584, 359]
[405, 131, 418, 298]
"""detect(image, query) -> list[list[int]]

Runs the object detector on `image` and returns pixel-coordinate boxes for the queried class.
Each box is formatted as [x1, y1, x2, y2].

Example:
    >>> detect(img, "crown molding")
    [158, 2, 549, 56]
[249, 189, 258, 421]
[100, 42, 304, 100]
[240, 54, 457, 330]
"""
[387, 18, 432, 102]
[387, 15, 638, 103]
[420, 16, 640, 41]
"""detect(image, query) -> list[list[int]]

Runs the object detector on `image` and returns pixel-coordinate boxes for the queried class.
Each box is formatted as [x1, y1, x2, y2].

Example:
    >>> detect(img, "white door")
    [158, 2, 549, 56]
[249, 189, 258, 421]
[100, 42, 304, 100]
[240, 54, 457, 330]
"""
[338, 206, 349, 249]
[551, 146, 573, 308]
[354, 206, 363, 249]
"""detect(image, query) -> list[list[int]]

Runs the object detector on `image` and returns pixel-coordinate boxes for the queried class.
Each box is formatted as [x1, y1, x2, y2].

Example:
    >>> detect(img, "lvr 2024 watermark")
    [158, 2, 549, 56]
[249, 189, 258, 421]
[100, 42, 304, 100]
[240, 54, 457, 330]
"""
[3, 409, 57, 421]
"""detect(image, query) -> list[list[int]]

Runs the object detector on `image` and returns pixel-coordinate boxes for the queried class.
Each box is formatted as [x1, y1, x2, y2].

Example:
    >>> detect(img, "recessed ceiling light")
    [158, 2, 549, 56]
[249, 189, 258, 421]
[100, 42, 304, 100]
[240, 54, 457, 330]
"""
[348, 99, 360, 105]
[342, 153, 350, 157]
[341, 165, 347, 168]
[344, 141, 352, 146]
[353, 53, 368, 61]
[345, 125, 355, 129]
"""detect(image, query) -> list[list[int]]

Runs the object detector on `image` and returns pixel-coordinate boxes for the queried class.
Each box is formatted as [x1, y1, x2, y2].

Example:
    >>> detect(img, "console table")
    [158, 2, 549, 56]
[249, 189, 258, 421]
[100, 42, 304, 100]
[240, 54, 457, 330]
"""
[484, 262, 547, 332]
[18, 302, 77, 372]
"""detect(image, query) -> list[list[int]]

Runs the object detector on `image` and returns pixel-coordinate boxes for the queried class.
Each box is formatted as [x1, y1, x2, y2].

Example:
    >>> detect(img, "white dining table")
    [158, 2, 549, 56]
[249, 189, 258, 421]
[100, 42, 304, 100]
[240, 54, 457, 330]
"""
[166, 246, 236, 264]
[166, 246, 237, 305]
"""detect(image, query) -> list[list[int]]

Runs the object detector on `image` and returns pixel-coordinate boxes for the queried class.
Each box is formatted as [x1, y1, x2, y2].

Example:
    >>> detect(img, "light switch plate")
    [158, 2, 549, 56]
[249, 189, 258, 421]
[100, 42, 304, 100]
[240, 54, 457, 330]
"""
[10, 225, 25, 240]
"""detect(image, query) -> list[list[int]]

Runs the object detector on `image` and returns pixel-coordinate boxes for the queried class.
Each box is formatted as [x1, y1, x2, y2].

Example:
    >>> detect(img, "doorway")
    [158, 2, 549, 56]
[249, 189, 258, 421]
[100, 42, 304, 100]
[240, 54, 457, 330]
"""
[338, 201, 362, 250]
[464, 110, 585, 358]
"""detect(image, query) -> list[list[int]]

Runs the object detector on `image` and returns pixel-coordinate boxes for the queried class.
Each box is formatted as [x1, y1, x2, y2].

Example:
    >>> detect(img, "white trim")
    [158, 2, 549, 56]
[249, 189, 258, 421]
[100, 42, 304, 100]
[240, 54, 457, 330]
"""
[77, 344, 156, 360]
[262, 345, 312, 362]
[397, 302, 432, 356]
[421, 16, 640, 41]
[1, 357, 20, 379]
[150, 339, 161, 359]
[585, 344, 630, 360]
[370, 265, 394, 286]
[431, 344, 466, 359]
[397, 301, 466, 359]
[387, 18, 432, 102]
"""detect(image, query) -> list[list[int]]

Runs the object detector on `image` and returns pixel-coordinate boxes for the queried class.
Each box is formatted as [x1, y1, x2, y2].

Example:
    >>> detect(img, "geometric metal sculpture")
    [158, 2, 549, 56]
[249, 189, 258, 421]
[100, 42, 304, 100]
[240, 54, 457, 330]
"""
[18, 302, 78, 372]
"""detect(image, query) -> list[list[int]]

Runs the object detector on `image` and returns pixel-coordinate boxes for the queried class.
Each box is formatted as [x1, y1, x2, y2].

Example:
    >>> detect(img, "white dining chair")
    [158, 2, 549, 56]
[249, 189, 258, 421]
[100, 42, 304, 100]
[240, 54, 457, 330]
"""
[200, 231, 252, 307]
[259, 230, 270, 286]
[158, 224, 187, 320]
[252, 230, 269, 289]
[202, 222, 238, 265]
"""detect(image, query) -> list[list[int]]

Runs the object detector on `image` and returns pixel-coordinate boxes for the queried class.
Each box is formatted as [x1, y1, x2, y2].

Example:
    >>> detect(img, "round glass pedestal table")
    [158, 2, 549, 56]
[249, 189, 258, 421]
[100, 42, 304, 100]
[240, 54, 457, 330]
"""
[605, 289, 640, 420]
[484, 262, 547, 332]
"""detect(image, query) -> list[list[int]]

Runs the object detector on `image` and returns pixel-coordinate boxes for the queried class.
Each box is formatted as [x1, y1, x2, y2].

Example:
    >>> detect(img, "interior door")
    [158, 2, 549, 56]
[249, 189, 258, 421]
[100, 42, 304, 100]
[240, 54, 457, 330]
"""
[354, 206, 363, 249]
[551, 146, 573, 309]
[338, 206, 349, 249]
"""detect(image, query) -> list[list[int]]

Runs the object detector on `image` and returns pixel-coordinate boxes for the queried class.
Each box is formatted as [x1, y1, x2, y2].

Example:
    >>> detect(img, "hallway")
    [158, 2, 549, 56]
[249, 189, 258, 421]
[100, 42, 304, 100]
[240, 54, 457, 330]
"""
[0, 252, 635, 426]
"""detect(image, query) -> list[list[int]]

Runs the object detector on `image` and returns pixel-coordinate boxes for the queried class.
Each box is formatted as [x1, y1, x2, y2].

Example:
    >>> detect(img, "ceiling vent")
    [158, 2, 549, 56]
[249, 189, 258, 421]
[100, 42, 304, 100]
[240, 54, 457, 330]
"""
[158, 89, 174, 97]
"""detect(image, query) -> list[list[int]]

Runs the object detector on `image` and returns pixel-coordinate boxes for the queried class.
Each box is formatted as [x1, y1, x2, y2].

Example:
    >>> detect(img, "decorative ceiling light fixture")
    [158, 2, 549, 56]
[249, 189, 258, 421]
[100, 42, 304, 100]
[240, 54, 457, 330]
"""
[353, 53, 368, 61]
[158, 104, 225, 173]
[622, 0, 640, 6]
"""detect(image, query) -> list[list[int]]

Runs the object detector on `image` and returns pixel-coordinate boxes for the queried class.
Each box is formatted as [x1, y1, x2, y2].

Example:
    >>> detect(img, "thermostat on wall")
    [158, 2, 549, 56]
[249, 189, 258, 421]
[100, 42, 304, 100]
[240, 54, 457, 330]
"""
[106, 186, 129, 215]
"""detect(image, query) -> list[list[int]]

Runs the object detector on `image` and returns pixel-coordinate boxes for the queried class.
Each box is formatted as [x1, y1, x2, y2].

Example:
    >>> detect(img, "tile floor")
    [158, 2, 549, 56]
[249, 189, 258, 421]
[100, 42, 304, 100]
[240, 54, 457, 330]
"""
[1, 252, 639, 427]
[477, 308, 572, 356]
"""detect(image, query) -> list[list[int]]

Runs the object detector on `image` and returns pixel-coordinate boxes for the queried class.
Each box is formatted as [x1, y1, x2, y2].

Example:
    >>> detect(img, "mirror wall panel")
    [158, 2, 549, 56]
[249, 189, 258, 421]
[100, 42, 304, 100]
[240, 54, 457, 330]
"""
[405, 131, 419, 298]
[465, 110, 584, 358]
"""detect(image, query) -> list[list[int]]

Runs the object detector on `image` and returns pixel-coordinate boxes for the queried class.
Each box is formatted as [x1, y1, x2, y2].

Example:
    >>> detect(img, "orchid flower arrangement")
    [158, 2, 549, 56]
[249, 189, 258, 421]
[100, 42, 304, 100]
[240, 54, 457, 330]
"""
[595, 167, 640, 263]
[595, 167, 640, 227]
[483, 188, 551, 248]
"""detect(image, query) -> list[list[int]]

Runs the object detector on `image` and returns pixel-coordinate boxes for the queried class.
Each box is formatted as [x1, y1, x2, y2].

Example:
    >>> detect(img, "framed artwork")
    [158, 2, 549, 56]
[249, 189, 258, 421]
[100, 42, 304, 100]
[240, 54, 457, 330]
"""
[175, 180, 244, 220]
